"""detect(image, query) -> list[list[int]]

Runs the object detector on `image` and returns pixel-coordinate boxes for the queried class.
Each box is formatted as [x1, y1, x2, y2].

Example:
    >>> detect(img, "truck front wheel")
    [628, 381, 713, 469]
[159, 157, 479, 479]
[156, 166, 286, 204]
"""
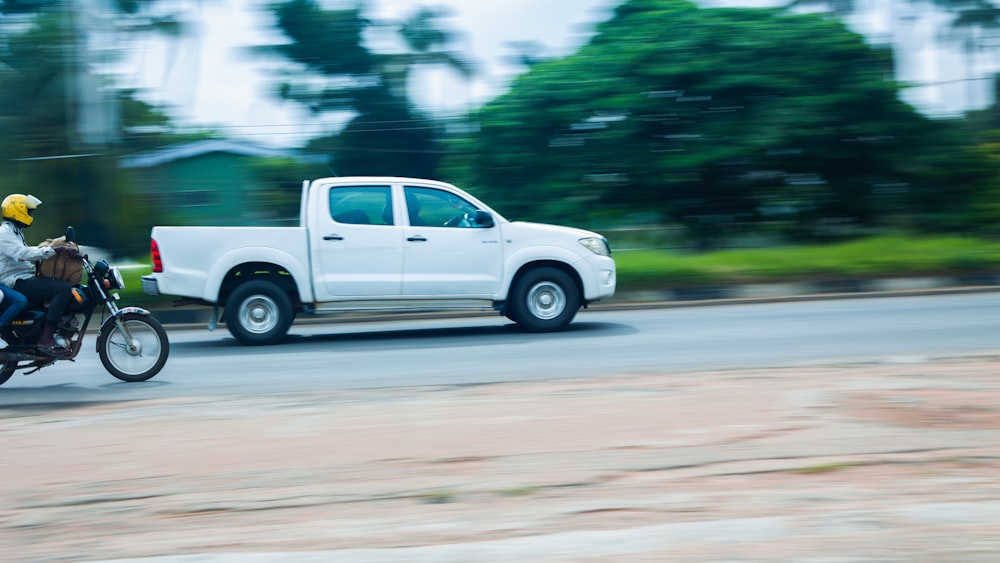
[508, 267, 580, 332]
[224, 280, 294, 345]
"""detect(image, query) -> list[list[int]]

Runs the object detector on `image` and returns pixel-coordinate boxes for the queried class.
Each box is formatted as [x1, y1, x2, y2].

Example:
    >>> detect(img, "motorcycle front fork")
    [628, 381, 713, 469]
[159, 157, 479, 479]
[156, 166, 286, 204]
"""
[105, 302, 141, 354]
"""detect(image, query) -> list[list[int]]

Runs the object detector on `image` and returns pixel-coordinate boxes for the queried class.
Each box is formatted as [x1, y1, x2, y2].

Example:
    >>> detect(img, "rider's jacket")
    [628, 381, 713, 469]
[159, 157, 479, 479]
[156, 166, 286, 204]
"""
[0, 221, 55, 287]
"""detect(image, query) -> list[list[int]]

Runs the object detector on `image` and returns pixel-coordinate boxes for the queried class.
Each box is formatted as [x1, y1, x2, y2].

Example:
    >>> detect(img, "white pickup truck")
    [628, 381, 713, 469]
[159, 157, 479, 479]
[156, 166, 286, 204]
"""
[142, 176, 616, 345]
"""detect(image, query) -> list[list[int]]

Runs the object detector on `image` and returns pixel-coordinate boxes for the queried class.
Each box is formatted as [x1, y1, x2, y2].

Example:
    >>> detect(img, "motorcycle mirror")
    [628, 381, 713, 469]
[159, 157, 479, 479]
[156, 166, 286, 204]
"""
[65, 226, 75, 243]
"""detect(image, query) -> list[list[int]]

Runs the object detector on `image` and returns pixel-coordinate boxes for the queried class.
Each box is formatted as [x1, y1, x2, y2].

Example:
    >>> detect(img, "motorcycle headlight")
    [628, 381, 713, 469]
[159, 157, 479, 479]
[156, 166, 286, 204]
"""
[579, 237, 611, 257]
[106, 267, 125, 290]
[111, 267, 125, 290]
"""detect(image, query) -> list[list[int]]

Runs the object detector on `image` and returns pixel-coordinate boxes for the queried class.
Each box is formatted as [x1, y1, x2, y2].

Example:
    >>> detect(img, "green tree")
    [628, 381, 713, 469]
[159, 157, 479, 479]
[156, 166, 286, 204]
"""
[268, 0, 470, 177]
[935, 90, 1000, 233]
[967, 132, 1000, 231]
[444, 0, 938, 245]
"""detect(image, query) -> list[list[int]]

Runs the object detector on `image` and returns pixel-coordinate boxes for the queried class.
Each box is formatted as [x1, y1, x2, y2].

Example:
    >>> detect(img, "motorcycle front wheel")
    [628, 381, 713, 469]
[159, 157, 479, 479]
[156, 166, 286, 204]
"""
[97, 313, 169, 382]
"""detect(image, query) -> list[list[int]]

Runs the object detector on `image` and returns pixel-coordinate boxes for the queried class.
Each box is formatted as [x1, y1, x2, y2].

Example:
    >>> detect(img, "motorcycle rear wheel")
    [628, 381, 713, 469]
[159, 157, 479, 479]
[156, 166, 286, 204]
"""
[97, 313, 169, 382]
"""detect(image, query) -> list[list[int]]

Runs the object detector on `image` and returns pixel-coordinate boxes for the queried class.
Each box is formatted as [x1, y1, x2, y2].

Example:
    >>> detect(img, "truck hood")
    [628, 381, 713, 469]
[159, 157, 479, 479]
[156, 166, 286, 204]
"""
[501, 221, 607, 248]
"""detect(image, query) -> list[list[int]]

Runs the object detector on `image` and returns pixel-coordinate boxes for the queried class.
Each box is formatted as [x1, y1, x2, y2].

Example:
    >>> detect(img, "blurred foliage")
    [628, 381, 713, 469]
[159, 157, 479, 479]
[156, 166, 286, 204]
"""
[963, 131, 1000, 235]
[442, 0, 962, 247]
[248, 157, 331, 223]
[267, 0, 469, 178]
[303, 89, 444, 180]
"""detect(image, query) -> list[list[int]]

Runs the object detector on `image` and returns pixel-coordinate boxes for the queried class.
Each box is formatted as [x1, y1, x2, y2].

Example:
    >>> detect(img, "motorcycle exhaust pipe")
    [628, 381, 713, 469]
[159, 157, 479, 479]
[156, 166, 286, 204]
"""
[0, 351, 41, 361]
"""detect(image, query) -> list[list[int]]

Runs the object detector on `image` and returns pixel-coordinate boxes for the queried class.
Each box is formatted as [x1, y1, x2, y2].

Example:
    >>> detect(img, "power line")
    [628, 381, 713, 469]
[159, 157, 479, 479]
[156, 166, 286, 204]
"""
[11, 153, 104, 161]
[121, 123, 449, 140]
[206, 118, 447, 129]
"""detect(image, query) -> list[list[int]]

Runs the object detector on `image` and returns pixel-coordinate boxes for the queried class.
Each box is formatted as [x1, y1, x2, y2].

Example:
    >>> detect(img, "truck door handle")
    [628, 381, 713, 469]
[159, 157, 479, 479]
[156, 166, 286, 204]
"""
[407, 235, 427, 242]
[323, 234, 344, 241]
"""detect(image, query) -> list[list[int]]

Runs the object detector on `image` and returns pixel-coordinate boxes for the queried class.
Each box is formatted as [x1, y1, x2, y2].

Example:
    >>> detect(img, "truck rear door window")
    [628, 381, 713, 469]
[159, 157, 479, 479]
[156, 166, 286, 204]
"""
[328, 186, 394, 225]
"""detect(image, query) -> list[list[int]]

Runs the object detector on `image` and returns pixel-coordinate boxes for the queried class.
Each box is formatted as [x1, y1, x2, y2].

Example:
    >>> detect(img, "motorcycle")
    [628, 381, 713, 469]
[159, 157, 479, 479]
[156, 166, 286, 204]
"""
[0, 227, 169, 386]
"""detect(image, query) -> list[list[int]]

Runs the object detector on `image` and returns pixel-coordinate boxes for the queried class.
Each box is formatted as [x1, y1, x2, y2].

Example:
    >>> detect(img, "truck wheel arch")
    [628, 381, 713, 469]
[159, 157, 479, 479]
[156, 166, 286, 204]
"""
[205, 245, 312, 305]
[218, 262, 301, 311]
[507, 261, 584, 302]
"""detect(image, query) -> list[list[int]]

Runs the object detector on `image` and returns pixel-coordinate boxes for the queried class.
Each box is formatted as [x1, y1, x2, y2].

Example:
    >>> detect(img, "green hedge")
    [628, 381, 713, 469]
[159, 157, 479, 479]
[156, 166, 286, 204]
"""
[615, 236, 1000, 289]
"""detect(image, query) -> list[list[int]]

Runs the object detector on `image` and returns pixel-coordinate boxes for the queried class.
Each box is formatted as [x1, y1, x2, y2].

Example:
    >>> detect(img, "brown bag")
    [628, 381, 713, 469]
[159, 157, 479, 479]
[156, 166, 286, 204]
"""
[37, 236, 83, 285]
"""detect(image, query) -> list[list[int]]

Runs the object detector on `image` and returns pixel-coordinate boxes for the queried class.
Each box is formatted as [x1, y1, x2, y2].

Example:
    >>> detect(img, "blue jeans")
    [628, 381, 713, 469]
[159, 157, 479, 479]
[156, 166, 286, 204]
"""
[0, 284, 28, 329]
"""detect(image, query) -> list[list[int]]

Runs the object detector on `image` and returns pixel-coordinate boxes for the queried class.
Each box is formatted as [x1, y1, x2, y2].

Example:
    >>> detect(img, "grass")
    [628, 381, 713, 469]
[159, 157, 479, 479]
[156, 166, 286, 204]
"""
[496, 486, 540, 497]
[110, 235, 1000, 310]
[614, 235, 1000, 289]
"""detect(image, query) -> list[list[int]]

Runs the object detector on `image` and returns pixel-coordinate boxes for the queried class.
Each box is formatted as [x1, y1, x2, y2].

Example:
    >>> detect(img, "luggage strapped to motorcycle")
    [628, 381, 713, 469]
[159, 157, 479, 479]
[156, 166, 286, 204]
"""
[36, 236, 83, 285]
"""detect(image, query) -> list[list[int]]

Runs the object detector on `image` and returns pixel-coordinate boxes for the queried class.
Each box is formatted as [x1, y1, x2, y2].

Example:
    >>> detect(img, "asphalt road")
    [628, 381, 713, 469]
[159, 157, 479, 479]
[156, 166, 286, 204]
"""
[0, 291, 996, 404]
[3, 292, 1000, 562]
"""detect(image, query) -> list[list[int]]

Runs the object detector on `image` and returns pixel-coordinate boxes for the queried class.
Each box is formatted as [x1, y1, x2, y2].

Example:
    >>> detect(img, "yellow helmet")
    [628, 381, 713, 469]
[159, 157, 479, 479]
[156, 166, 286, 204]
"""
[1, 194, 42, 227]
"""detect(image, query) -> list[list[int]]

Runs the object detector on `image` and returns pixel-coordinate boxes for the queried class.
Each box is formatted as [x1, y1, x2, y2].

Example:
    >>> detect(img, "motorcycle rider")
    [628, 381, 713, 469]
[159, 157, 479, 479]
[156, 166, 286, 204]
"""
[0, 194, 77, 356]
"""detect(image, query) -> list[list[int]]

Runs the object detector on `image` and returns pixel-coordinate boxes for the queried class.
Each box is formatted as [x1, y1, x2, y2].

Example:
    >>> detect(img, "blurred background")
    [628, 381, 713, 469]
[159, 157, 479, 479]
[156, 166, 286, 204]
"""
[3, 0, 1000, 261]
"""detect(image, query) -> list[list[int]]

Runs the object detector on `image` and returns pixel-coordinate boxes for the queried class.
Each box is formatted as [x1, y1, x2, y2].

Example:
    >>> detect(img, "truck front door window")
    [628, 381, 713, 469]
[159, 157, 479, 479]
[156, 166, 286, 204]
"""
[403, 186, 481, 228]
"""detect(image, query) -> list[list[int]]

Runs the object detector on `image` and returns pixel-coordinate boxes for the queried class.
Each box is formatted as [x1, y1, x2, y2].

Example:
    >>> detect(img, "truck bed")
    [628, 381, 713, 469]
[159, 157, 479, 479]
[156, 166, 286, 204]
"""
[150, 226, 311, 302]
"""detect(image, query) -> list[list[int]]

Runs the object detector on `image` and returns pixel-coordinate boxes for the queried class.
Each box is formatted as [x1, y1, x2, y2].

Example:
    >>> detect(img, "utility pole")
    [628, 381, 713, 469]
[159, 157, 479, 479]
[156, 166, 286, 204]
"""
[68, 0, 119, 148]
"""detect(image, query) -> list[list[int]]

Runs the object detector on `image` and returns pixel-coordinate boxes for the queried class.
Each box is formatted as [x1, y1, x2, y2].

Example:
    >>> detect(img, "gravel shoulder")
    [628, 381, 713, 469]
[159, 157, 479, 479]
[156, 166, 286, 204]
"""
[3, 355, 1000, 562]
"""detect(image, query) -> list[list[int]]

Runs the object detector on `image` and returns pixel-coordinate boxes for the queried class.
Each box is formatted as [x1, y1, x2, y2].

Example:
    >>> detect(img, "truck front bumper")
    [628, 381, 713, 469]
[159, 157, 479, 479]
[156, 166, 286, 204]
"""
[580, 255, 616, 301]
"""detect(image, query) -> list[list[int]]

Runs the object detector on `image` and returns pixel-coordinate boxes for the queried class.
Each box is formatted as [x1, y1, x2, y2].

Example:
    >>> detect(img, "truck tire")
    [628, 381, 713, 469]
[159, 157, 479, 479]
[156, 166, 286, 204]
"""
[508, 267, 580, 332]
[224, 280, 294, 345]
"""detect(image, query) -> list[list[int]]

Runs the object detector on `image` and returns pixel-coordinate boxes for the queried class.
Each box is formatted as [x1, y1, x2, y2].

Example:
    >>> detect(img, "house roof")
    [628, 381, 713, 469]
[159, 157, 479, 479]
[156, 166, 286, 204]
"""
[119, 139, 297, 169]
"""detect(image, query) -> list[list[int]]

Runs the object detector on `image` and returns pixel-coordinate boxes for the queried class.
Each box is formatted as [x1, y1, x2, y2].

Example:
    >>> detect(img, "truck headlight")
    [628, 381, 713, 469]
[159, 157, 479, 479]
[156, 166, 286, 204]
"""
[579, 237, 611, 256]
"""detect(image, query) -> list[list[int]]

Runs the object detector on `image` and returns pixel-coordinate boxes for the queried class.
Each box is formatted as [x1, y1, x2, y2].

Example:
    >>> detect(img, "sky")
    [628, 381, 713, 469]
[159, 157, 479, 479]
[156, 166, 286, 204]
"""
[118, 0, 1000, 149]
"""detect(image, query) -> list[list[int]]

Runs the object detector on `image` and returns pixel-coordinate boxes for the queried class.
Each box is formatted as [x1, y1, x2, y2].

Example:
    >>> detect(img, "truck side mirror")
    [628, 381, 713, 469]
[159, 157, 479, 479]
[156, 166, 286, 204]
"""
[473, 211, 494, 228]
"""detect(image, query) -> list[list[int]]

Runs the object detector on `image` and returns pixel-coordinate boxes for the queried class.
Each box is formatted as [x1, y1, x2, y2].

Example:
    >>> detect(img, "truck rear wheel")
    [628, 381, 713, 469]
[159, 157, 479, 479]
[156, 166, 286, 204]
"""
[224, 280, 294, 345]
[508, 267, 580, 332]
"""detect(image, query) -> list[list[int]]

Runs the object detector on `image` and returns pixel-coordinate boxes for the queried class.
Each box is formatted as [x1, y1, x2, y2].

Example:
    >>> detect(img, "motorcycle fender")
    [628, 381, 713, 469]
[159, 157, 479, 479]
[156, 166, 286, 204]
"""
[98, 307, 152, 334]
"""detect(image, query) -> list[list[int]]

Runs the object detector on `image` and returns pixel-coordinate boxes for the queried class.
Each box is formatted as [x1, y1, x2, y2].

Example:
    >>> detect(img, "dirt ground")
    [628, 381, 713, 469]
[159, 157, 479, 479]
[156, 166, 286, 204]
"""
[2, 355, 1000, 562]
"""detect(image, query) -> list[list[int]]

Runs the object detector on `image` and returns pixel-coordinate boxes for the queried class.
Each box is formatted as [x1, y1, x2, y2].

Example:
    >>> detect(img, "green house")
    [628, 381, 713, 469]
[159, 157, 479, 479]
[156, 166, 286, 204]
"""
[120, 139, 307, 226]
